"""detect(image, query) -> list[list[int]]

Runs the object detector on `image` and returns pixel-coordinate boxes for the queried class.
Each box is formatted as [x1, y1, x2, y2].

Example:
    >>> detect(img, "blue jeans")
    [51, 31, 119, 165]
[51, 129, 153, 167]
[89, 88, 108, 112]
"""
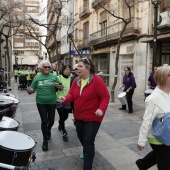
[75, 120, 101, 170]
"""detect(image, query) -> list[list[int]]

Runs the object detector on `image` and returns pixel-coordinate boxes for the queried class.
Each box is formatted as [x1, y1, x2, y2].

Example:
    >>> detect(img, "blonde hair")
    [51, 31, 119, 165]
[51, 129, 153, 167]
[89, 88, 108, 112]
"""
[154, 65, 170, 87]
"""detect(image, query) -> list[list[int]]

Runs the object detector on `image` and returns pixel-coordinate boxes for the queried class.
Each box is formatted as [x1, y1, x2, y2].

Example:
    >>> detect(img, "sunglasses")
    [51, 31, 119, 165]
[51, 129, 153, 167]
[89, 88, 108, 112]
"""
[43, 66, 51, 69]
[79, 57, 90, 65]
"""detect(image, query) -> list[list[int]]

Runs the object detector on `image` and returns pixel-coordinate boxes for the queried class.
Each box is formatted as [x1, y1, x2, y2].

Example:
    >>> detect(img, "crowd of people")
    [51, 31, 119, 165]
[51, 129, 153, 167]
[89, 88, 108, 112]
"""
[23, 58, 170, 170]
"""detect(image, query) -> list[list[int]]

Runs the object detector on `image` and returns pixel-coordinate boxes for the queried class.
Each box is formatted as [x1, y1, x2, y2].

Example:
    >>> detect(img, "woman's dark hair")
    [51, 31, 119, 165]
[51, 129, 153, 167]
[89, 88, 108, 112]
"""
[79, 58, 95, 74]
[61, 65, 72, 74]
[125, 67, 131, 71]
[125, 67, 133, 77]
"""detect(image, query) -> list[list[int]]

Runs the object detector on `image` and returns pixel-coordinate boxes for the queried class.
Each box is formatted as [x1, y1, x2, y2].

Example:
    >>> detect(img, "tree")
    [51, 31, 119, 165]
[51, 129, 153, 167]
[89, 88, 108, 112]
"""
[0, 1, 21, 86]
[99, 0, 135, 102]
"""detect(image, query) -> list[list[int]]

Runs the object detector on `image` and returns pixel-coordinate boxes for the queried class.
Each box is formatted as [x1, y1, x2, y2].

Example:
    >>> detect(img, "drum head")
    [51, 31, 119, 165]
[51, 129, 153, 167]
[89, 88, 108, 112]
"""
[144, 89, 153, 94]
[0, 92, 16, 98]
[0, 116, 19, 129]
[0, 96, 19, 104]
[0, 99, 14, 106]
[118, 92, 126, 98]
[0, 131, 35, 150]
[5, 93, 16, 98]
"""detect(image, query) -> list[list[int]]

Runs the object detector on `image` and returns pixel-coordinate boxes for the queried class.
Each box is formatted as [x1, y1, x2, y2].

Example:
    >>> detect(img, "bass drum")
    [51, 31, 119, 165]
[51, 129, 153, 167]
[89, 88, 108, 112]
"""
[0, 131, 35, 166]
[0, 96, 19, 118]
[0, 99, 14, 117]
[0, 116, 19, 131]
[0, 95, 19, 105]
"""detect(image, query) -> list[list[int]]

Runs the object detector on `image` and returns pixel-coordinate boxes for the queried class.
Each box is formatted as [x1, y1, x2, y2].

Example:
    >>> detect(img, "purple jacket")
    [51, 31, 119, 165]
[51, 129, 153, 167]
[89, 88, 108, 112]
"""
[123, 73, 136, 91]
[148, 71, 157, 89]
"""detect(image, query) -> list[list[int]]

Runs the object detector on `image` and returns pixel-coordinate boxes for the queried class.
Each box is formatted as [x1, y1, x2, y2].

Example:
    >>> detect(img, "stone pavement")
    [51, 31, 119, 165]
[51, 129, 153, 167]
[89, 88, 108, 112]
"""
[10, 82, 157, 170]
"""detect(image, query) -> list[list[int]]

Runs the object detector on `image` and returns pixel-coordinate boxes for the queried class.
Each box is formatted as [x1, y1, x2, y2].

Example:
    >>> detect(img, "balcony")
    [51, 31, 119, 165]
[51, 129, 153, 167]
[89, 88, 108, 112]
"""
[92, 0, 109, 9]
[90, 17, 141, 47]
[77, 37, 90, 50]
[79, 1, 91, 18]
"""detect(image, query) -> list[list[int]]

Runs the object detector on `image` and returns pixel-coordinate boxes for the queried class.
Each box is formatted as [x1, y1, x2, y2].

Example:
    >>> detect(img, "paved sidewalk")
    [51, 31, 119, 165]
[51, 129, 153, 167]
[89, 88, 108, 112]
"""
[11, 82, 157, 170]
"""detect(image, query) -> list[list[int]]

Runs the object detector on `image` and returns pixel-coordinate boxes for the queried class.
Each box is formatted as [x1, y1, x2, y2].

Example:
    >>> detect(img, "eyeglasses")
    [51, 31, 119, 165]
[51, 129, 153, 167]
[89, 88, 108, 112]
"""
[79, 57, 90, 65]
[43, 66, 51, 69]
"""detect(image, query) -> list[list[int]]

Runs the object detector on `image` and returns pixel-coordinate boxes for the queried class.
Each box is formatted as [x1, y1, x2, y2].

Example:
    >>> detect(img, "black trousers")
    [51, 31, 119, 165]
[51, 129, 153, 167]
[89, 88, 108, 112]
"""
[57, 107, 72, 132]
[14, 75, 18, 82]
[123, 89, 134, 111]
[37, 103, 56, 141]
[137, 144, 170, 170]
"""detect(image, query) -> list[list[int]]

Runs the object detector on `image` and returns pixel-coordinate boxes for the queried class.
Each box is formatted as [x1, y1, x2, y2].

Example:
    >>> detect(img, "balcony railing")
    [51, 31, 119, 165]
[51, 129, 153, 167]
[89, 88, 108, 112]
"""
[92, 0, 109, 9]
[77, 37, 90, 49]
[79, 1, 91, 18]
[90, 17, 141, 45]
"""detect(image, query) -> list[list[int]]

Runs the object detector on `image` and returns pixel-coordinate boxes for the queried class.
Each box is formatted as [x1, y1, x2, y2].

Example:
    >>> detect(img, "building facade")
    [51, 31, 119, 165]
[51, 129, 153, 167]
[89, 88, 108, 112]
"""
[12, 0, 40, 68]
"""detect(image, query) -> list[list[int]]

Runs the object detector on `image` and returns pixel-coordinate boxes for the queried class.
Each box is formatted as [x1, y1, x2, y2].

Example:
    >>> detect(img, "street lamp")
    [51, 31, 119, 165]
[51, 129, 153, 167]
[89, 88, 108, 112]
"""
[151, 0, 161, 69]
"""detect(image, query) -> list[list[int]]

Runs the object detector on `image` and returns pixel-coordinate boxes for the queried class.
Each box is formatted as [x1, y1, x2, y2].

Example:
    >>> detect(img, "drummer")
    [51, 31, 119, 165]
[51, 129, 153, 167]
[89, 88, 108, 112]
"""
[147, 65, 158, 90]
[119, 67, 137, 113]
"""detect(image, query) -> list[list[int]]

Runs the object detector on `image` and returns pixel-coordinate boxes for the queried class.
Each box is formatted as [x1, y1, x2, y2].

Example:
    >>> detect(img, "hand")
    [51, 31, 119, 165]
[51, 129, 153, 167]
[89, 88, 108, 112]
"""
[26, 87, 32, 94]
[126, 89, 129, 93]
[54, 83, 63, 90]
[59, 96, 65, 103]
[95, 109, 103, 116]
[137, 144, 144, 151]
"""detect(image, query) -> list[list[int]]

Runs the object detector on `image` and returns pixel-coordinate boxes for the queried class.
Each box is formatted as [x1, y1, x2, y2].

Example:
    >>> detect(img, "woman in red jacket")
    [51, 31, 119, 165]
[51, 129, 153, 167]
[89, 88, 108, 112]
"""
[60, 58, 110, 170]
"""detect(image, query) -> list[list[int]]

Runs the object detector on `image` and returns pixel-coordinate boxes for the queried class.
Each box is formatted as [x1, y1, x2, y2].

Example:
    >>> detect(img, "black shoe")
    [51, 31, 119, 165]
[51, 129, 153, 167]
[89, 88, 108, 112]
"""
[47, 130, 51, 140]
[58, 125, 61, 131]
[63, 132, 68, 142]
[128, 110, 133, 113]
[136, 159, 145, 170]
[119, 108, 126, 110]
[42, 141, 48, 151]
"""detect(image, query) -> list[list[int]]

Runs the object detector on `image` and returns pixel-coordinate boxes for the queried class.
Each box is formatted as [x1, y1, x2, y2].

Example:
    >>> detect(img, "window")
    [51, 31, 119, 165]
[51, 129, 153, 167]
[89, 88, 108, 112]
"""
[27, 7, 37, 12]
[14, 34, 24, 38]
[100, 21, 107, 36]
[14, 43, 24, 47]
[14, 0, 24, 2]
[25, 41, 39, 46]
[100, 11, 107, 36]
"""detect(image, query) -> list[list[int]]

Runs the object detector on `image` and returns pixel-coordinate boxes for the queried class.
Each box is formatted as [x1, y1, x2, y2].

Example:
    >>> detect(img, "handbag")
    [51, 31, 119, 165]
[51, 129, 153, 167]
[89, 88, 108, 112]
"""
[152, 112, 170, 146]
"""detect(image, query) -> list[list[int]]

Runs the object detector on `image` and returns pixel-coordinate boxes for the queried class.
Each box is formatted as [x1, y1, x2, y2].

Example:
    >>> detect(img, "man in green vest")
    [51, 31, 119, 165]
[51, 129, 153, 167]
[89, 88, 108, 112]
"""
[51, 64, 59, 75]
[25, 67, 35, 86]
[14, 68, 19, 83]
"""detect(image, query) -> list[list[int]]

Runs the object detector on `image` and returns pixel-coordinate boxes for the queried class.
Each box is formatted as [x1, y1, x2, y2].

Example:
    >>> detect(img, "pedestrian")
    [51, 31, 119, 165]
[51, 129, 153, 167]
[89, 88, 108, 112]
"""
[119, 67, 136, 113]
[136, 65, 170, 170]
[14, 67, 19, 83]
[70, 64, 79, 126]
[26, 60, 61, 152]
[147, 65, 158, 90]
[25, 67, 34, 87]
[56, 65, 72, 142]
[59, 58, 110, 170]
[51, 63, 59, 76]
[70, 63, 79, 85]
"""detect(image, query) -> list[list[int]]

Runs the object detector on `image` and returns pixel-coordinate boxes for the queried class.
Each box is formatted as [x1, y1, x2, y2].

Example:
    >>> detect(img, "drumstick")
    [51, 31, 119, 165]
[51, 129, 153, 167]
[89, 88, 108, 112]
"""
[0, 163, 29, 170]
[111, 88, 120, 92]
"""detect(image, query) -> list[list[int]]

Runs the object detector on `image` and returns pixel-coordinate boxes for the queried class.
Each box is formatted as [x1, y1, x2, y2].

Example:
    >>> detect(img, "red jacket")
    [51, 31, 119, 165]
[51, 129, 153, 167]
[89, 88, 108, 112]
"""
[64, 74, 110, 122]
